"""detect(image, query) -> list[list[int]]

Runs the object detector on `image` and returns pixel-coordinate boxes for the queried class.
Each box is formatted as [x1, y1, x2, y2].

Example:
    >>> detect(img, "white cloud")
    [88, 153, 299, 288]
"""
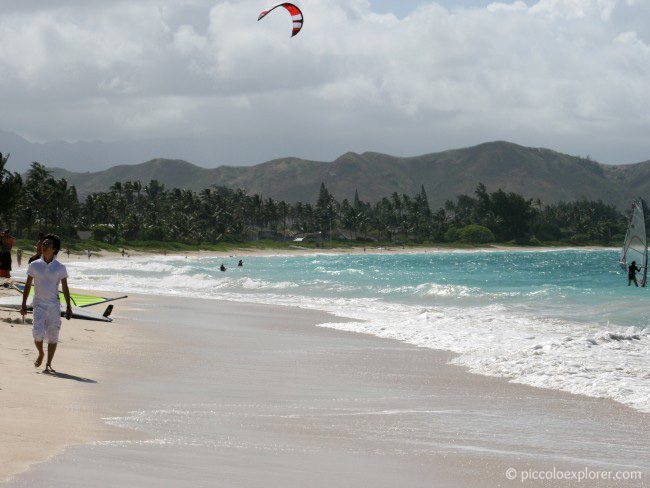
[487, 1, 528, 13]
[0, 0, 649, 166]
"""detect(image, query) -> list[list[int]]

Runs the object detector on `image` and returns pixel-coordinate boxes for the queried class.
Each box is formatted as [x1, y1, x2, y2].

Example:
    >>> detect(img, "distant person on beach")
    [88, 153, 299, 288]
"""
[628, 261, 641, 287]
[220, 264, 226, 272]
[121, 249, 126, 258]
[28, 232, 45, 264]
[17, 248, 23, 267]
[238, 260, 243, 267]
[66, 249, 70, 258]
[21, 235, 72, 373]
[86, 249, 91, 260]
[0, 229, 15, 278]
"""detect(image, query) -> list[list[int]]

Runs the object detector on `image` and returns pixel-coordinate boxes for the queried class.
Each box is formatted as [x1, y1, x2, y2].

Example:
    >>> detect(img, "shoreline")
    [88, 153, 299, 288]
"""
[2, 248, 647, 485]
[23, 243, 618, 265]
[6, 245, 646, 418]
[7, 245, 644, 417]
[3, 293, 647, 487]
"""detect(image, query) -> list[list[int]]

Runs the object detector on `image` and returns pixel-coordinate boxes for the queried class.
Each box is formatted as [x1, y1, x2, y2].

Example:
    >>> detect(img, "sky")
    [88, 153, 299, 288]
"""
[1, 0, 650, 170]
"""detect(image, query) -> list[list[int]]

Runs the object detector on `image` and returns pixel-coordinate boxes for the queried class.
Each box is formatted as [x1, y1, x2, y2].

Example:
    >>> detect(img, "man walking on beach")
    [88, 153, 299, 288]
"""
[20, 236, 72, 373]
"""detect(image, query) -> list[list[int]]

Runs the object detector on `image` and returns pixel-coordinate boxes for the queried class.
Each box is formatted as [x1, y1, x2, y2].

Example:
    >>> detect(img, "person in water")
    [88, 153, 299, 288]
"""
[628, 261, 642, 287]
[220, 264, 226, 272]
[238, 260, 243, 267]
[21, 236, 72, 373]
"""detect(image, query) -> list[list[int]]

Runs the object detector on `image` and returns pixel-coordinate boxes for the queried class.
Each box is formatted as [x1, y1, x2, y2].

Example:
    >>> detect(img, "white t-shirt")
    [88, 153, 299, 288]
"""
[27, 257, 68, 307]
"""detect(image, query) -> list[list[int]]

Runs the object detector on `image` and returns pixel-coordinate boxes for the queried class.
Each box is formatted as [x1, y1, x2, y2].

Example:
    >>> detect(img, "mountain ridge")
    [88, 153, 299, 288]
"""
[41, 141, 650, 209]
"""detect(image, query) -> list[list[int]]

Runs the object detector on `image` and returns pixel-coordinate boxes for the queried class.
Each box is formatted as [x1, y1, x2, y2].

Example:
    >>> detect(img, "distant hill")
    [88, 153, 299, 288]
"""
[48, 141, 650, 209]
[0, 130, 155, 173]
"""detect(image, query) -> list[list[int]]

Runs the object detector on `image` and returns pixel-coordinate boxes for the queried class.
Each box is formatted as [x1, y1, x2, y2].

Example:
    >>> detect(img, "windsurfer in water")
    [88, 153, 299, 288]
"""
[628, 260, 641, 287]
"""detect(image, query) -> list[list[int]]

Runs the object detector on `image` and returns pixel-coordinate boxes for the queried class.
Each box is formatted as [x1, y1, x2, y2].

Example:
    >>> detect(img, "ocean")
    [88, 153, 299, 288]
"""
[66, 249, 649, 413]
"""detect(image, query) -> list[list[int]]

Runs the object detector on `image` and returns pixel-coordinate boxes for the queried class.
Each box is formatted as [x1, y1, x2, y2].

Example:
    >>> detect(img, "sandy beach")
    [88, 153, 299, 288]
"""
[0, 285, 138, 482]
[213, 244, 619, 257]
[2, 288, 648, 487]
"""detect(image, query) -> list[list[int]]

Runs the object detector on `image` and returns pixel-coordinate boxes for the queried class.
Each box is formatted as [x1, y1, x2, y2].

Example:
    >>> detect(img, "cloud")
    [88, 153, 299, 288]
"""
[0, 0, 649, 167]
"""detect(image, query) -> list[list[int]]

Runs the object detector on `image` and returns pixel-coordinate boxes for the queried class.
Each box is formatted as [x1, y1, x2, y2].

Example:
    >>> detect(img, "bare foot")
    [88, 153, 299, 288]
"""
[34, 354, 44, 368]
[44, 364, 56, 374]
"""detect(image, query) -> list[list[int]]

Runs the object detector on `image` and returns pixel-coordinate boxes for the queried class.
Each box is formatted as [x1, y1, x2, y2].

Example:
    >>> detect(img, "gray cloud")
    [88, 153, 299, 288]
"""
[1, 0, 649, 171]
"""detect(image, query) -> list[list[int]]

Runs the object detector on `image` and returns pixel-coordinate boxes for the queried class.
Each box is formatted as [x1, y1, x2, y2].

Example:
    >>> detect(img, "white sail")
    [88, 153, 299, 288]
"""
[620, 199, 648, 287]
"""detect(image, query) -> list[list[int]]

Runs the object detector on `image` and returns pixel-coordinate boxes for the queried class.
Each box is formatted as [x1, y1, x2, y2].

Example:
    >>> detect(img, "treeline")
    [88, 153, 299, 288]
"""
[1, 159, 628, 245]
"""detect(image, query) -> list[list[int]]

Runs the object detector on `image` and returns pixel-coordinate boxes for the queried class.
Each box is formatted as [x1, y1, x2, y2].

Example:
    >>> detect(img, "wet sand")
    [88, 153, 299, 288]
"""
[2, 293, 647, 487]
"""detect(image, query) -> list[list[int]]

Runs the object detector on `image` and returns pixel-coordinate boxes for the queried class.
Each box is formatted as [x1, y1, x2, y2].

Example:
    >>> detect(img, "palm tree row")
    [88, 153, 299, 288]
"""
[1, 161, 628, 245]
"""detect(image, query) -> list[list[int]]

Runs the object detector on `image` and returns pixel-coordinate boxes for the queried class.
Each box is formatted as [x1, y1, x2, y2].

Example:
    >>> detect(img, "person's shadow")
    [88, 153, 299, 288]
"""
[42, 371, 97, 383]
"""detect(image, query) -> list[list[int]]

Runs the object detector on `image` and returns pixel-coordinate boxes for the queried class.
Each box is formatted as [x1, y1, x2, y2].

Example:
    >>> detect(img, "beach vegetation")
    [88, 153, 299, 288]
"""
[0, 153, 23, 228]
[458, 225, 495, 244]
[0, 164, 629, 251]
[444, 227, 460, 242]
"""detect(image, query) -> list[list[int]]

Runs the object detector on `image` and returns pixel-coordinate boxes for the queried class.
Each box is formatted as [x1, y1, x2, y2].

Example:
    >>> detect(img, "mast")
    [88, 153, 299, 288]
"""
[641, 198, 648, 288]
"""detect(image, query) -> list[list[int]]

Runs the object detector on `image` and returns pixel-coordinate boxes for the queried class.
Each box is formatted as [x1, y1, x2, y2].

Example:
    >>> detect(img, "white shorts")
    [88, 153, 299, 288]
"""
[32, 305, 62, 344]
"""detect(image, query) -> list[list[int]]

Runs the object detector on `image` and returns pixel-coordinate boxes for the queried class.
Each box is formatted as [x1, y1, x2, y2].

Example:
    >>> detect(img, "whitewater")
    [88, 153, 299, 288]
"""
[66, 250, 649, 413]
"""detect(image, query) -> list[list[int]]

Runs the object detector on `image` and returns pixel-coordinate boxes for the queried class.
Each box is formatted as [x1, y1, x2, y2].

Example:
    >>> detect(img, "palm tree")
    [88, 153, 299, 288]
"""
[0, 153, 22, 230]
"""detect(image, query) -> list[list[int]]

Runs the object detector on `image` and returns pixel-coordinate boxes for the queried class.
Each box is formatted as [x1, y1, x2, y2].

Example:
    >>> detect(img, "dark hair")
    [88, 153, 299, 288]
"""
[38, 232, 45, 240]
[43, 234, 61, 255]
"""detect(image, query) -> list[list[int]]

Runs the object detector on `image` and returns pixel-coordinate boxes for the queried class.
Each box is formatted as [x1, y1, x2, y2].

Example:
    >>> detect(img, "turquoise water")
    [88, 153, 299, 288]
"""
[182, 250, 645, 326]
[66, 250, 650, 412]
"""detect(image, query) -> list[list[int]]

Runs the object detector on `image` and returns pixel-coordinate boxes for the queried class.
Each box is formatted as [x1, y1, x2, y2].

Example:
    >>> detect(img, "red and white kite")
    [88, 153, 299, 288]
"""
[258, 3, 304, 38]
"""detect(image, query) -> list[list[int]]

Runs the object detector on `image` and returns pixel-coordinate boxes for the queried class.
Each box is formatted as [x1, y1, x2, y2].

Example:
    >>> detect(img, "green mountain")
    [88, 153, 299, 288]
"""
[49, 141, 649, 209]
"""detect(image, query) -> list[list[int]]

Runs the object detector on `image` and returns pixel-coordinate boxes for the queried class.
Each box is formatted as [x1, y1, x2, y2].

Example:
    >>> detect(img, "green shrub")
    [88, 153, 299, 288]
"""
[140, 226, 166, 241]
[459, 224, 495, 244]
[444, 227, 461, 242]
[91, 225, 117, 244]
[534, 222, 562, 242]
